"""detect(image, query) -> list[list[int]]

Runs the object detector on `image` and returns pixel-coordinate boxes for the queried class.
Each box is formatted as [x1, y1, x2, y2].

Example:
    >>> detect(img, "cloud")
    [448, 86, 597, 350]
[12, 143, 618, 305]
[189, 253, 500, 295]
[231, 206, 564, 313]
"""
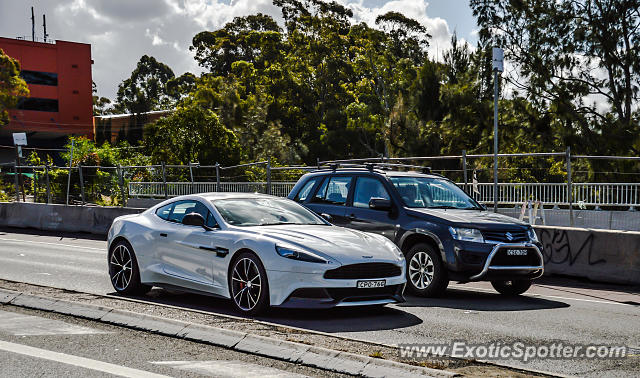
[0, 0, 461, 100]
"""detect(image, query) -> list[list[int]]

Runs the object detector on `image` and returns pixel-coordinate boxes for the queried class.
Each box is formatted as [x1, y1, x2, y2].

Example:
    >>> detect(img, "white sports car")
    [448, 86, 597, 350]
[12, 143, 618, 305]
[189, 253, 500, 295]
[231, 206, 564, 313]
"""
[107, 193, 406, 314]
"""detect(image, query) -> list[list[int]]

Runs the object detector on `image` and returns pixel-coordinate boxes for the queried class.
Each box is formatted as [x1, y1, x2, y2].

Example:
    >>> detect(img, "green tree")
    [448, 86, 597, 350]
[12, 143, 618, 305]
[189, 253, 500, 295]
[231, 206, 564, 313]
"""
[144, 105, 241, 166]
[0, 49, 29, 125]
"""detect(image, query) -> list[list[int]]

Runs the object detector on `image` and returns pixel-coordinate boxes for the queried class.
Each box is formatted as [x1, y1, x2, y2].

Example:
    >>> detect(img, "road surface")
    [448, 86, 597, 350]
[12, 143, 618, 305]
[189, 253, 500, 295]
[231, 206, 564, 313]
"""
[0, 228, 638, 376]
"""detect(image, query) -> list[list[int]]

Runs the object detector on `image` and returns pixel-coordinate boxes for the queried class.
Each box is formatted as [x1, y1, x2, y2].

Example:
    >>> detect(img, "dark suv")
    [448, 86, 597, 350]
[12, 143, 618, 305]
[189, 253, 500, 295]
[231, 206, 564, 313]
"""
[287, 165, 544, 297]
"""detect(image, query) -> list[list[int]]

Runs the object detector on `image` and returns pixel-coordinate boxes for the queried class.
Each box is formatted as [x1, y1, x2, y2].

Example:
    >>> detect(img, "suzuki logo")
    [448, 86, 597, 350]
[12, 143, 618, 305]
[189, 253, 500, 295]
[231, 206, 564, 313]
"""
[505, 232, 514, 241]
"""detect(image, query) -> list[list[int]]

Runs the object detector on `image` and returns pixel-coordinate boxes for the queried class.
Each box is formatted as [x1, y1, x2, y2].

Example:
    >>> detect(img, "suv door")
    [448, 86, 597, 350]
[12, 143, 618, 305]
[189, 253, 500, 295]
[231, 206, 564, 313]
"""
[345, 175, 398, 240]
[305, 175, 353, 226]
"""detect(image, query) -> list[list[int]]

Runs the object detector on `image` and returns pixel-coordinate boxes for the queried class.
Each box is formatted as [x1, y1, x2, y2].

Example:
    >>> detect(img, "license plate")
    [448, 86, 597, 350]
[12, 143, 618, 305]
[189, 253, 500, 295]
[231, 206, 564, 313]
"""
[506, 249, 529, 256]
[357, 280, 386, 288]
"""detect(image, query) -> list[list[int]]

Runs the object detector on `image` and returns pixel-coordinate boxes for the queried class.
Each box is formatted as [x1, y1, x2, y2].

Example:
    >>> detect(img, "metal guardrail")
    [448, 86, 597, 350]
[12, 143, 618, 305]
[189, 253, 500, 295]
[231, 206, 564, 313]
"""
[128, 182, 296, 198]
[129, 181, 640, 207]
[466, 182, 640, 207]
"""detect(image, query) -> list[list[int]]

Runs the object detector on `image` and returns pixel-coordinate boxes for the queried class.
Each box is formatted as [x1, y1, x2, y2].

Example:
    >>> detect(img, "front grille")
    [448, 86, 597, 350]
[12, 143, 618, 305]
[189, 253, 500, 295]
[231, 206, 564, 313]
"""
[482, 230, 528, 243]
[327, 285, 400, 302]
[491, 247, 541, 266]
[324, 263, 402, 280]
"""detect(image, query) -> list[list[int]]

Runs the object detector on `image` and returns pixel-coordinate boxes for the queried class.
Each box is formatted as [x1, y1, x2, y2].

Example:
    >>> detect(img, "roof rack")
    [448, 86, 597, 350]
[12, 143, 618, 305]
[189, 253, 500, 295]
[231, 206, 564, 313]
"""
[317, 162, 434, 174]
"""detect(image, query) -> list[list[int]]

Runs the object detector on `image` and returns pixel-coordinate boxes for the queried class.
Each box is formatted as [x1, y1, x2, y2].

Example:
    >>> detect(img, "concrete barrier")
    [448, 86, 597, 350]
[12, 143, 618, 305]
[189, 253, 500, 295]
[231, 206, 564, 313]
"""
[0, 203, 143, 235]
[534, 225, 640, 285]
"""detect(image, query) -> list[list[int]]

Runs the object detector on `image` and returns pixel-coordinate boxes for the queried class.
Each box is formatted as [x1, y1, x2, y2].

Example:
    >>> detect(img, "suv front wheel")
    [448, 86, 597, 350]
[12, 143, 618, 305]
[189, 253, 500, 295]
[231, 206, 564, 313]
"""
[406, 243, 449, 297]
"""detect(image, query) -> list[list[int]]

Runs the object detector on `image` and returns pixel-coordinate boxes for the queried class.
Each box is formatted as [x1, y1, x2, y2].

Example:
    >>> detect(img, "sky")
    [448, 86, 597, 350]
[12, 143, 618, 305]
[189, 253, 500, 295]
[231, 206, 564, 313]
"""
[0, 0, 478, 101]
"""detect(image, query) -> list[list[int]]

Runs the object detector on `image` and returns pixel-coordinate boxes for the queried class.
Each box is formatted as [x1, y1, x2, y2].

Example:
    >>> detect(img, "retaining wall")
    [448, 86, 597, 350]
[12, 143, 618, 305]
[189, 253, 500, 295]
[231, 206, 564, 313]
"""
[0, 203, 144, 235]
[534, 225, 640, 285]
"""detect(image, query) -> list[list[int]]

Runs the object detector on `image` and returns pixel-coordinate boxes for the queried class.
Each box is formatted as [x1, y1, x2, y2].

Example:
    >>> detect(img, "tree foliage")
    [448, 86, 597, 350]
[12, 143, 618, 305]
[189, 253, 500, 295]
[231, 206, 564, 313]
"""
[0, 48, 29, 126]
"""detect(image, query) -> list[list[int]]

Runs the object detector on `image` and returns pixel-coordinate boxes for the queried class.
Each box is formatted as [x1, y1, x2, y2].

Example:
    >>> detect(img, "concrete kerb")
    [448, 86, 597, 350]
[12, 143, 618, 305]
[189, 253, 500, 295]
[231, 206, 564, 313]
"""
[0, 288, 453, 377]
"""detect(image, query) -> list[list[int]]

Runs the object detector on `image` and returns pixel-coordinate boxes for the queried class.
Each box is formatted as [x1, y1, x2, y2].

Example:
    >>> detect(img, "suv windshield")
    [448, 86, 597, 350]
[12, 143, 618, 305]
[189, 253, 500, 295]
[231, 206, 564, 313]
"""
[212, 198, 327, 227]
[389, 176, 482, 210]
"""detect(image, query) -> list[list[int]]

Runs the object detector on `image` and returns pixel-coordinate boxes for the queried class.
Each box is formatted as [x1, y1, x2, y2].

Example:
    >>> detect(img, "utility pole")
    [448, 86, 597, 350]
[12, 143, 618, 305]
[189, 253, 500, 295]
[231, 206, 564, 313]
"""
[492, 48, 504, 213]
[43, 14, 48, 42]
[31, 7, 35, 42]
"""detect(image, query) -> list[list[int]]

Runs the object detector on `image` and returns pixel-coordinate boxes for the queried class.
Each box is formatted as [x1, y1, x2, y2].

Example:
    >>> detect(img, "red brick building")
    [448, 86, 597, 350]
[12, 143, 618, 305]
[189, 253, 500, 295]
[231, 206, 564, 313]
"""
[0, 37, 93, 145]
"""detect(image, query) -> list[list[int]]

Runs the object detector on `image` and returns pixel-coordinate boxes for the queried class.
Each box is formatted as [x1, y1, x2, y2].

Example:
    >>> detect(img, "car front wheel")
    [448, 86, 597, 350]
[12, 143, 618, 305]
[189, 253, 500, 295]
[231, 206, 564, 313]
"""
[108, 239, 150, 295]
[405, 243, 449, 297]
[491, 279, 532, 295]
[229, 252, 270, 315]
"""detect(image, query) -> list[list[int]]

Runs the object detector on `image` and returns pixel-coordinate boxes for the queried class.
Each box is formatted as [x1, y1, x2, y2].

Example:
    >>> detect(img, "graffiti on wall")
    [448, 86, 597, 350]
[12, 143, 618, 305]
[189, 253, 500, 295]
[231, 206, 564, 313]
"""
[538, 229, 606, 266]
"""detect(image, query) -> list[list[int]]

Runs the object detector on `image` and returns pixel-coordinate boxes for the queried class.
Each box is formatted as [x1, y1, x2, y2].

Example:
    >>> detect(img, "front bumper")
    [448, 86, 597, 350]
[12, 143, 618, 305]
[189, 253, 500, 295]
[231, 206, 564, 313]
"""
[266, 269, 406, 308]
[468, 242, 544, 281]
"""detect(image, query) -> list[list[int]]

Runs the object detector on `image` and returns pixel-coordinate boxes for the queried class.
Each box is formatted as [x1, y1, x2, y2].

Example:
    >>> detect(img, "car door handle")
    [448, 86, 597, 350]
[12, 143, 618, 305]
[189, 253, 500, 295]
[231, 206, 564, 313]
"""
[348, 214, 357, 220]
[159, 233, 168, 237]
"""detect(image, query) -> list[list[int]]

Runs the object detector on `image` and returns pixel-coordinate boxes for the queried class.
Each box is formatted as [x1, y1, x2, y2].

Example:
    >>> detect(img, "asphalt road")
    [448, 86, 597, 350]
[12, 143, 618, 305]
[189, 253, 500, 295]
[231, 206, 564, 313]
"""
[0, 305, 344, 378]
[0, 228, 638, 377]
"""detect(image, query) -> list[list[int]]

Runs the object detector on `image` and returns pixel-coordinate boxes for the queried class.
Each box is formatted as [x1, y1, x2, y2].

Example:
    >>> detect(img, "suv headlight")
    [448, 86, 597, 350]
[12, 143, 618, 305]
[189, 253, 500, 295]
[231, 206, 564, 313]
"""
[275, 246, 327, 264]
[527, 227, 539, 242]
[448, 227, 484, 243]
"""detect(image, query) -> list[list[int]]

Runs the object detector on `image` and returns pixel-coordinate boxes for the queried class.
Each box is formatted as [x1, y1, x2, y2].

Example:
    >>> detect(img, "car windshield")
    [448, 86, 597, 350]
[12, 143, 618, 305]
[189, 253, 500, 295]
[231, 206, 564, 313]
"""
[389, 176, 482, 210]
[212, 198, 327, 227]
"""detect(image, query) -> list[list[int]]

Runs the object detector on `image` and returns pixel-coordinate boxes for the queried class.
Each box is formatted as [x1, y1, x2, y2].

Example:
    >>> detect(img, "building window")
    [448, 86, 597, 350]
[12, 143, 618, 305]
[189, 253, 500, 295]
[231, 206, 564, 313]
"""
[17, 98, 59, 112]
[20, 70, 58, 86]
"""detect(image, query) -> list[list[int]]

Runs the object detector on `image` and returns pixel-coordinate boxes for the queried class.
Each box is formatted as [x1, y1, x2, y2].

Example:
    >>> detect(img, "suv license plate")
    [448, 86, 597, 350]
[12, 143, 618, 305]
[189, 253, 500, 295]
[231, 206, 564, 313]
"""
[357, 280, 386, 288]
[506, 249, 529, 256]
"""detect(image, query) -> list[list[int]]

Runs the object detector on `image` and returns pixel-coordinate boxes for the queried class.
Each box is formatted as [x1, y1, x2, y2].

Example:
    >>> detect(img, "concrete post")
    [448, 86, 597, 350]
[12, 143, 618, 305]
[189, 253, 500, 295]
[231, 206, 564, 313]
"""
[13, 163, 20, 202]
[189, 163, 195, 194]
[118, 165, 126, 207]
[493, 70, 499, 213]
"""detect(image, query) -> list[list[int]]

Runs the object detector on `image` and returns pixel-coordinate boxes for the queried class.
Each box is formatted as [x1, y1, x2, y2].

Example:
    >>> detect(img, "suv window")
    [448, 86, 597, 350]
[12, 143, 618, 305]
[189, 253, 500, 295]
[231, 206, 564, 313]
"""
[353, 177, 390, 208]
[312, 176, 352, 205]
[294, 177, 321, 202]
[156, 200, 218, 227]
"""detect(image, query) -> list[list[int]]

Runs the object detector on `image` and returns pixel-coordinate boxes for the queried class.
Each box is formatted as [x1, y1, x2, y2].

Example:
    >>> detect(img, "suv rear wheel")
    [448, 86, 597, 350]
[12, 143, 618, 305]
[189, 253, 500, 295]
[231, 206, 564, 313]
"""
[406, 243, 448, 297]
[491, 279, 532, 296]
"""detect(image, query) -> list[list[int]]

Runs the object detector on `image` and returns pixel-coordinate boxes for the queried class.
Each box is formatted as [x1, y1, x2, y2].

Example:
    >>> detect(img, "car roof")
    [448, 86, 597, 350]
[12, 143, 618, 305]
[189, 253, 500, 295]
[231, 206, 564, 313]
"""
[303, 169, 444, 179]
[199, 192, 281, 201]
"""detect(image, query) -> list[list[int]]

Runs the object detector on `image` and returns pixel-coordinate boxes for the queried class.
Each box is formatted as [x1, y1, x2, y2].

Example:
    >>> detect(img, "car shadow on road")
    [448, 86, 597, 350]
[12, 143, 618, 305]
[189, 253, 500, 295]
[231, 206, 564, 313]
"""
[398, 287, 570, 311]
[118, 289, 423, 333]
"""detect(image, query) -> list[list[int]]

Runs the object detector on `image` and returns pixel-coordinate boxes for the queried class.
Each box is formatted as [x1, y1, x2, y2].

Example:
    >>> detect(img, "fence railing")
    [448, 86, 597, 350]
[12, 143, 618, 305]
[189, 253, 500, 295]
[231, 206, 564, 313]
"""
[129, 181, 296, 198]
[128, 180, 640, 207]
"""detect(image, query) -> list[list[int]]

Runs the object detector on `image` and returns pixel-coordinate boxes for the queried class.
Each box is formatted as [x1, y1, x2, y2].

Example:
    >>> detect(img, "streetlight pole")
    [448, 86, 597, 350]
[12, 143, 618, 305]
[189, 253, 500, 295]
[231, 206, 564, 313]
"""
[492, 47, 504, 213]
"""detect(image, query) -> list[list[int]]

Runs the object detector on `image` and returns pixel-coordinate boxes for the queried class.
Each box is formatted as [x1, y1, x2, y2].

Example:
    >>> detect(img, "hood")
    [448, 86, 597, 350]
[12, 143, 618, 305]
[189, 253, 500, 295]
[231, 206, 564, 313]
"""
[242, 225, 401, 265]
[406, 208, 529, 229]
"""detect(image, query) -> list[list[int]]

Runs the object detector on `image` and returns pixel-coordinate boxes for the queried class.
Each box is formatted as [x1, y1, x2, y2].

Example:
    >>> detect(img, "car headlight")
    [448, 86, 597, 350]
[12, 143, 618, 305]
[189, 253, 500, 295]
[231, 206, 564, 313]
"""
[275, 246, 327, 264]
[527, 227, 539, 242]
[448, 227, 484, 243]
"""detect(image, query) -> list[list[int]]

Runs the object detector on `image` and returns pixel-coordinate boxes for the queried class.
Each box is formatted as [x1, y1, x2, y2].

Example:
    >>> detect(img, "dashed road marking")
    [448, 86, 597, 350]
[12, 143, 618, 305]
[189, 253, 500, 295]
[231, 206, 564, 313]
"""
[0, 340, 169, 378]
[0, 310, 109, 336]
[151, 360, 309, 378]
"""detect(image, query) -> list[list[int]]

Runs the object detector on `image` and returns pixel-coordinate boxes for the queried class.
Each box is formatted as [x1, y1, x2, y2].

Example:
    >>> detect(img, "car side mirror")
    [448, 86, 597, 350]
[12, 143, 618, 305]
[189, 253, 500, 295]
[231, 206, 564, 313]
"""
[369, 198, 392, 211]
[320, 213, 333, 222]
[182, 212, 205, 227]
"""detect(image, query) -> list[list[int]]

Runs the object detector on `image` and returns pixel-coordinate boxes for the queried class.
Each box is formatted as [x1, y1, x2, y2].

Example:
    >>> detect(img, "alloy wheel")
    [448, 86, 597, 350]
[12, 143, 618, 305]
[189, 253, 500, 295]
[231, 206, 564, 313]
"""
[409, 251, 434, 290]
[231, 257, 262, 312]
[110, 244, 133, 291]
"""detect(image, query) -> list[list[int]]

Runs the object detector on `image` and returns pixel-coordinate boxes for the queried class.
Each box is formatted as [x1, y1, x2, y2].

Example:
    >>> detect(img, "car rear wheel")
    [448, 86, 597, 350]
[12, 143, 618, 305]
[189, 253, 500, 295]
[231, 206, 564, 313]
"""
[491, 279, 532, 296]
[406, 243, 448, 297]
[108, 240, 151, 295]
[229, 252, 270, 315]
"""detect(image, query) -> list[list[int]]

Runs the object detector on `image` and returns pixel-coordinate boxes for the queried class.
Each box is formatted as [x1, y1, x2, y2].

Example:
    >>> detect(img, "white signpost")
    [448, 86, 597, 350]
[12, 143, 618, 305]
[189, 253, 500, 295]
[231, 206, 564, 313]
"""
[12, 132, 27, 146]
[12, 133, 28, 201]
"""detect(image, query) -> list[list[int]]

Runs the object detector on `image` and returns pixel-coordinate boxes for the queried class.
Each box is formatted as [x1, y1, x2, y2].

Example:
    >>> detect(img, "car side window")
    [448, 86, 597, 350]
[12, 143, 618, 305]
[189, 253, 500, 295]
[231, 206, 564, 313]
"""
[312, 176, 352, 205]
[353, 177, 390, 208]
[294, 177, 321, 202]
[155, 203, 174, 220]
[166, 200, 217, 227]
